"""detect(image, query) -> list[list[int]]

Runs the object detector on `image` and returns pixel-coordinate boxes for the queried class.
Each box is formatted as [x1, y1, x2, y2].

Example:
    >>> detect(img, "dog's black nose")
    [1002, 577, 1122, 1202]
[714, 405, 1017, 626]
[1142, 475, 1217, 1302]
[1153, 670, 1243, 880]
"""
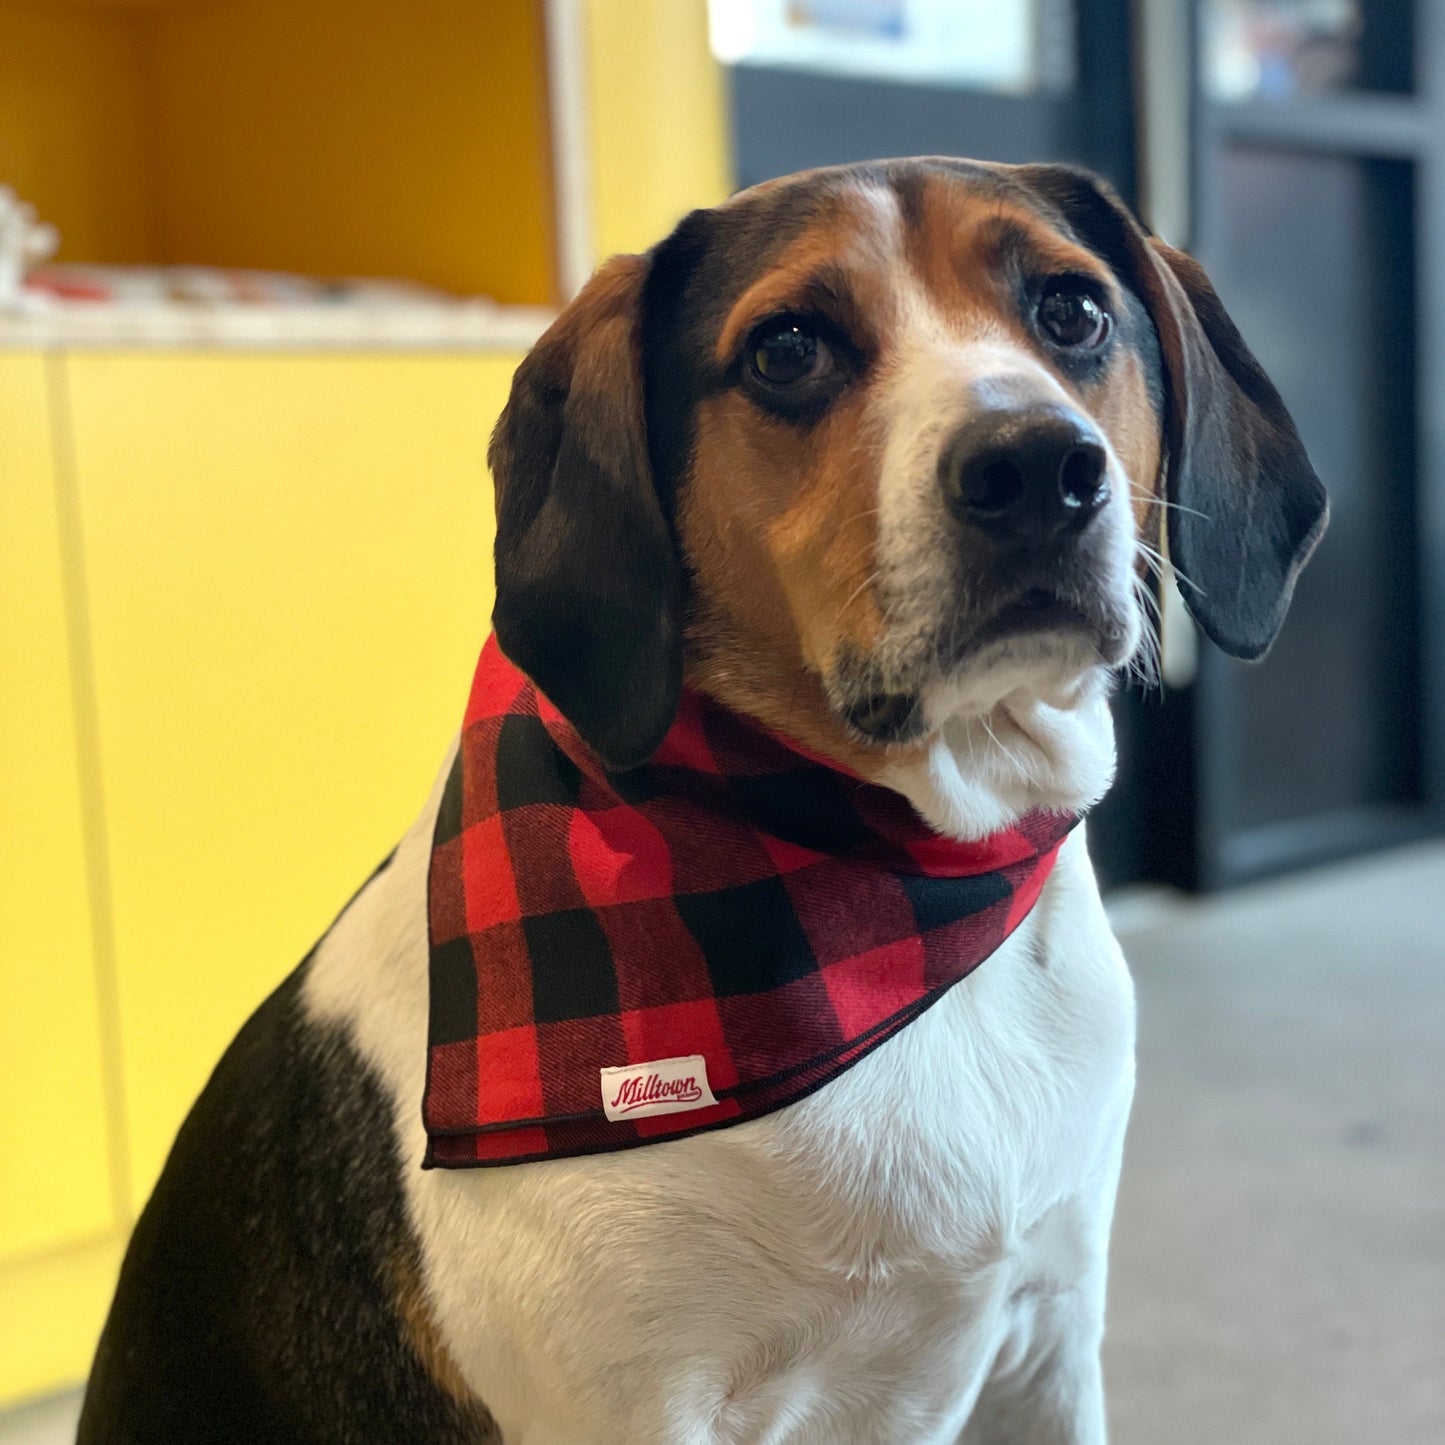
[939, 406, 1109, 544]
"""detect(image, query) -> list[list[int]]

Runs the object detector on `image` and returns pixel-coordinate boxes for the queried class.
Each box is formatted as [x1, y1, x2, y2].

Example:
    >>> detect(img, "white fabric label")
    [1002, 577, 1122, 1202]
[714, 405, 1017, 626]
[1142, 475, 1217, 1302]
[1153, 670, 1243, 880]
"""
[600, 1054, 718, 1122]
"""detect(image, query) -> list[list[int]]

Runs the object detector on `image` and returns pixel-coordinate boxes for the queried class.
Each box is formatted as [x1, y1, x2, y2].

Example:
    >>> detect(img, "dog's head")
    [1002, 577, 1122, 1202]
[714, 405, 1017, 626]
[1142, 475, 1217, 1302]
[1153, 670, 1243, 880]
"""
[489, 160, 1326, 836]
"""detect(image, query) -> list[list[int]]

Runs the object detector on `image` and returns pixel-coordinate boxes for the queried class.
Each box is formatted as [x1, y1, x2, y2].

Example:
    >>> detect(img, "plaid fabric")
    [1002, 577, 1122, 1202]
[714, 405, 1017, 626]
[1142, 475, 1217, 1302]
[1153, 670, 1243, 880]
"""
[423, 636, 1078, 1168]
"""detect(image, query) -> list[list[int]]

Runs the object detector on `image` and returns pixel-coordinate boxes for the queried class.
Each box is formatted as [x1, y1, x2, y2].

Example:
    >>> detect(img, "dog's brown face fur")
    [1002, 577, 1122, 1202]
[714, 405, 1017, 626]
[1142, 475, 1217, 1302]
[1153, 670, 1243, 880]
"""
[668, 165, 1165, 775]
[490, 160, 1325, 826]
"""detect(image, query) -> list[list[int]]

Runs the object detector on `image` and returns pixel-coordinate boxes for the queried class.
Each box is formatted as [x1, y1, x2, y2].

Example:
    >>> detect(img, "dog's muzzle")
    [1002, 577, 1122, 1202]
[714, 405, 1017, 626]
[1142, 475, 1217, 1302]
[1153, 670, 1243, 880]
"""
[837, 394, 1134, 744]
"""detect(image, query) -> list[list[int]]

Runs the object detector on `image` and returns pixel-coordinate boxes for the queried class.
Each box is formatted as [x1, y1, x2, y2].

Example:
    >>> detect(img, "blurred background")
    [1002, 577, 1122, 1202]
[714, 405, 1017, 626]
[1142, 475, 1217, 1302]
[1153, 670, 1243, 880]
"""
[1, 1, 1439, 1440]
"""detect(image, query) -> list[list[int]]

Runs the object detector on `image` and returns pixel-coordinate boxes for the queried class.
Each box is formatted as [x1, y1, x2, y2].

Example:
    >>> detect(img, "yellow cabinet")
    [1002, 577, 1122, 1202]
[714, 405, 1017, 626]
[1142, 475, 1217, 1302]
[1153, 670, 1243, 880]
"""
[1, 349, 516, 1405]
[0, 352, 125, 1405]
[0, 354, 118, 1261]
[64, 352, 516, 1211]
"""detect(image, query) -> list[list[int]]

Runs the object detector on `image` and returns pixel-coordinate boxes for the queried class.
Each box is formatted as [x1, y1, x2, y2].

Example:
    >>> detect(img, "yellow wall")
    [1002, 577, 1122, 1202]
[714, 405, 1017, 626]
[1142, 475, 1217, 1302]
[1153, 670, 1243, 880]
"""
[0, 4, 156, 263]
[585, 0, 733, 260]
[0, 351, 129, 1406]
[0, 350, 515, 1405]
[0, 1236, 125, 1407]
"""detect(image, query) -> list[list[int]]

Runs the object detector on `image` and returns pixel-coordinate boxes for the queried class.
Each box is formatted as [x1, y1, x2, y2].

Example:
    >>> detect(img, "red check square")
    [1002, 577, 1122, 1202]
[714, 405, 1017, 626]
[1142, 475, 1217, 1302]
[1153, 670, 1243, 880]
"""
[569, 803, 673, 906]
[821, 936, 927, 1037]
[462, 814, 520, 932]
[620, 997, 736, 1091]
[475, 1025, 544, 1124]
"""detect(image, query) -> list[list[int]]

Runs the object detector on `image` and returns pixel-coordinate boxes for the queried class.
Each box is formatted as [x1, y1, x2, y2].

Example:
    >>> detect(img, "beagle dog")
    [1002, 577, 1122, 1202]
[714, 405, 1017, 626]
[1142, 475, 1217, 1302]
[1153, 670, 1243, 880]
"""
[80, 160, 1325, 1444]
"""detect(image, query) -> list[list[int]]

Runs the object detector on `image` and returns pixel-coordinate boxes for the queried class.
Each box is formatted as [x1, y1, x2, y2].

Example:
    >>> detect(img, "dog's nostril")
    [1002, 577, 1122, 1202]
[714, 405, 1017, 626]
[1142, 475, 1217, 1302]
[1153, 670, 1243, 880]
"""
[1059, 445, 1106, 509]
[958, 457, 1024, 516]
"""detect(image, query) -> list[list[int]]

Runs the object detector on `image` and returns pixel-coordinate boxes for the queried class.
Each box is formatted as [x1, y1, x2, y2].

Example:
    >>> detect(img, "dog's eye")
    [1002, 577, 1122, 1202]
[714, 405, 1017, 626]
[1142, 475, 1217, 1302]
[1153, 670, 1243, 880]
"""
[750, 322, 831, 386]
[1038, 282, 1110, 349]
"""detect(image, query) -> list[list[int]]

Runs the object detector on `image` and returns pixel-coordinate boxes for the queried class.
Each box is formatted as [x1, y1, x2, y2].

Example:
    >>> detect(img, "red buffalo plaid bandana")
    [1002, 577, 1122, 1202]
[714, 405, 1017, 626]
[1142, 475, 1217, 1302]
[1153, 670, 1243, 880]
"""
[423, 636, 1078, 1168]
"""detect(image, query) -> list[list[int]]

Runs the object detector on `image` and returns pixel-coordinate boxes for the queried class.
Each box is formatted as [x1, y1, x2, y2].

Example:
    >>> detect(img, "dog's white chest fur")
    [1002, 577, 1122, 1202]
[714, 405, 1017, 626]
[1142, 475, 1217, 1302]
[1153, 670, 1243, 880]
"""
[306, 767, 1134, 1445]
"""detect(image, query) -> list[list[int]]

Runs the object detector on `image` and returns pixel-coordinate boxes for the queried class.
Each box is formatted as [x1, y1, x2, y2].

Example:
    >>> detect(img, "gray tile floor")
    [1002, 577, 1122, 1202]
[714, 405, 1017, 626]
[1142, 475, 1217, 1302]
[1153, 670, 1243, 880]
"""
[7, 844, 1441, 1444]
[1104, 842, 1445, 1444]
[0, 1394, 78, 1445]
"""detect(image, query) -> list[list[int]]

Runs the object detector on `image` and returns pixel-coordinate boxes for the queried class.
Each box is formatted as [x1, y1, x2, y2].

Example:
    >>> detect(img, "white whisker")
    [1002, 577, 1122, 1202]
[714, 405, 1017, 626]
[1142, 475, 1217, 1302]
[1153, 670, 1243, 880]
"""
[1133, 539, 1203, 597]
[1131, 492, 1212, 522]
[832, 569, 882, 631]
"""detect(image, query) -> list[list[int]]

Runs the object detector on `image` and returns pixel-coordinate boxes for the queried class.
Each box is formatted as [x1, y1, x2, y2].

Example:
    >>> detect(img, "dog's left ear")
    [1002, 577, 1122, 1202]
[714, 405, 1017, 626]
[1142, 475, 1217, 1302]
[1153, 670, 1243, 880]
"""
[1015, 165, 1329, 659]
[489, 254, 683, 769]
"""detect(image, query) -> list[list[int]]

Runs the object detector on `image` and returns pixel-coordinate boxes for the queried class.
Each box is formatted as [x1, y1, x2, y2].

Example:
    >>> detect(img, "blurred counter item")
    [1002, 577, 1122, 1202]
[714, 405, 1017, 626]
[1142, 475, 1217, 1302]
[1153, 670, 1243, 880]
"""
[3, 264, 552, 350]
[24, 264, 472, 306]
[0, 186, 57, 308]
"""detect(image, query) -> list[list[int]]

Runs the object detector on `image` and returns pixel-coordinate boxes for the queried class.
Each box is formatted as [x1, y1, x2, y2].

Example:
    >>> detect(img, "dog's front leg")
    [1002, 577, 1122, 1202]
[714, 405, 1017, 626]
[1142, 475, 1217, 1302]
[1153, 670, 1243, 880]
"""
[957, 1277, 1109, 1445]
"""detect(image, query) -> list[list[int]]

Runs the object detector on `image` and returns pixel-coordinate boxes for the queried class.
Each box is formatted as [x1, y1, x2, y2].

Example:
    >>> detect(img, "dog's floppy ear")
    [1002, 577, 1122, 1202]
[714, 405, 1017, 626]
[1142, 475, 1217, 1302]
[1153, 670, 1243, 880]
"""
[489, 254, 683, 769]
[1014, 165, 1328, 659]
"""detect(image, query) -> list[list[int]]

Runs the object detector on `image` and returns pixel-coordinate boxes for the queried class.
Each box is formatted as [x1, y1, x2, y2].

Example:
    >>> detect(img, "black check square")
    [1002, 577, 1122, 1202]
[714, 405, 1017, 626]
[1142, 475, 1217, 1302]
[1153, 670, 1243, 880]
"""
[605, 764, 669, 805]
[901, 868, 1011, 934]
[522, 908, 619, 1022]
[730, 770, 873, 855]
[428, 933, 478, 1045]
[677, 876, 816, 997]
[434, 753, 465, 845]
[496, 714, 583, 811]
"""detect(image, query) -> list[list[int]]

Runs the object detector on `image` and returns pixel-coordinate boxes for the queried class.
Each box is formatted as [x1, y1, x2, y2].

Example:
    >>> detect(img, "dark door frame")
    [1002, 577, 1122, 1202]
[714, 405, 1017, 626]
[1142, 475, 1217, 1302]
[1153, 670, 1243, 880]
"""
[1157, 0, 1445, 889]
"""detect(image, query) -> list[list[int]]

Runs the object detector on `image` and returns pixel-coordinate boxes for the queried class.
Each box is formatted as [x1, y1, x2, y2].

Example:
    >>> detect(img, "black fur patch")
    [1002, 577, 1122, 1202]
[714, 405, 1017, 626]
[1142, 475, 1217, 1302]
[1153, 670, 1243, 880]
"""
[78, 936, 497, 1444]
